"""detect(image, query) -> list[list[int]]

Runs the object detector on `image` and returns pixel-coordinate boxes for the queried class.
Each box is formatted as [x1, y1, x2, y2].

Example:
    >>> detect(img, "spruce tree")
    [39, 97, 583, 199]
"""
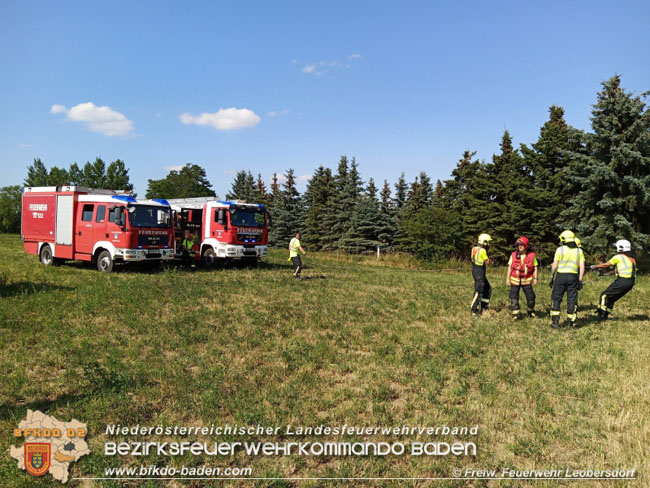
[378, 180, 396, 246]
[24, 158, 49, 186]
[226, 170, 256, 201]
[439, 150, 484, 256]
[340, 178, 382, 252]
[520, 105, 585, 260]
[254, 173, 270, 207]
[561, 75, 650, 257]
[47, 166, 70, 186]
[82, 158, 107, 188]
[321, 156, 351, 250]
[106, 159, 134, 192]
[303, 166, 334, 250]
[392, 172, 409, 250]
[268, 169, 304, 247]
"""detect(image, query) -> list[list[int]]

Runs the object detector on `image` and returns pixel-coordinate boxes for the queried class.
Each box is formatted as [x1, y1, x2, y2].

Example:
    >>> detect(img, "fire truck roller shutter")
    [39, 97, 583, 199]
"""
[56, 195, 74, 245]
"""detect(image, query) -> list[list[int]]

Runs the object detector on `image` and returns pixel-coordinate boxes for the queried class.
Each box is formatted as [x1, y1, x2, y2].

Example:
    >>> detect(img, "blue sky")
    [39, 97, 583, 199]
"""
[1, 0, 649, 198]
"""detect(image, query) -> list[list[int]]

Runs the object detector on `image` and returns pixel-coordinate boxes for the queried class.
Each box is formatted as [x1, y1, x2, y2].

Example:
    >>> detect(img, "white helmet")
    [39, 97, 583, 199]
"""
[478, 233, 492, 246]
[614, 239, 631, 252]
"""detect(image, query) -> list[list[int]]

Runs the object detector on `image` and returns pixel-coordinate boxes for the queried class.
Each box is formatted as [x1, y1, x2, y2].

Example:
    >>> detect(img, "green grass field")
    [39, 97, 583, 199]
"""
[1, 233, 648, 487]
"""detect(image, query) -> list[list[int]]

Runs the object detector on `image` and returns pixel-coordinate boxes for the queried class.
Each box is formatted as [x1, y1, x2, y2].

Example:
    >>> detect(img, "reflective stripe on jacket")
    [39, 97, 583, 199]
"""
[611, 254, 636, 279]
[555, 246, 583, 274]
[509, 251, 537, 285]
[471, 246, 488, 266]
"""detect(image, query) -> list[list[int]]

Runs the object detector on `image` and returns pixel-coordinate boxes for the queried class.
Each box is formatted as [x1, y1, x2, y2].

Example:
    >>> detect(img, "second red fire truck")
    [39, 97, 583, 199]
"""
[168, 197, 269, 266]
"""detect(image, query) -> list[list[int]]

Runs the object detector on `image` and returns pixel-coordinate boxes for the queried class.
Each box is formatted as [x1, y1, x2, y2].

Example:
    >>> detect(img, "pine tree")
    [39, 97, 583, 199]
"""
[254, 173, 270, 207]
[268, 169, 304, 247]
[303, 166, 334, 250]
[490, 130, 530, 261]
[321, 156, 351, 250]
[68, 163, 83, 185]
[392, 172, 409, 250]
[24, 158, 49, 186]
[561, 75, 650, 257]
[340, 178, 382, 252]
[82, 158, 107, 188]
[439, 150, 484, 256]
[226, 170, 256, 201]
[106, 159, 134, 192]
[47, 166, 70, 186]
[377, 180, 396, 246]
[520, 105, 585, 260]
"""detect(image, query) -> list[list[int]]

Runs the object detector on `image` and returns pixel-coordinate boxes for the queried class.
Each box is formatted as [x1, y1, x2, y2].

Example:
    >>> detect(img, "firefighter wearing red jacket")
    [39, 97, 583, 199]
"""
[506, 236, 539, 319]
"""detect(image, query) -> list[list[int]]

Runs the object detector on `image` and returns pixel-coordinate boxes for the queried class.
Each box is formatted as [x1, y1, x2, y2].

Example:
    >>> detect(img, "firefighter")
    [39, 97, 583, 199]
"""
[289, 232, 306, 278]
[471, 233, 492, 315]
[506, 236, 538, 319]
[549, 230, 585, 328]
[182, 231, 196, 268]
[591, 239, 636, 321]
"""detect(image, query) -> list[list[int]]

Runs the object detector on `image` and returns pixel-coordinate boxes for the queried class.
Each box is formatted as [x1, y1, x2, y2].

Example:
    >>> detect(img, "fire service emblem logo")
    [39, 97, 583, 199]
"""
[25, 443, 51, 476]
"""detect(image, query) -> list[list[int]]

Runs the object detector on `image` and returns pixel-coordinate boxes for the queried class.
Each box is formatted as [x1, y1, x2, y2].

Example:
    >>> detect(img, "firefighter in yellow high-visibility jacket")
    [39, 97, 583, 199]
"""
[591, 239, 637, 321]
[470, 234, 492, 315]
[549, 230, 585, 328]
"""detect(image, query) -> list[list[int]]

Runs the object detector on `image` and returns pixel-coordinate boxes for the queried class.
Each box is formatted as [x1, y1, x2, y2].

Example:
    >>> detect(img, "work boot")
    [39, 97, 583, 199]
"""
[567, 319, 576, 329]
[596, 309, 609, 322]
[551, 315, 560, 329]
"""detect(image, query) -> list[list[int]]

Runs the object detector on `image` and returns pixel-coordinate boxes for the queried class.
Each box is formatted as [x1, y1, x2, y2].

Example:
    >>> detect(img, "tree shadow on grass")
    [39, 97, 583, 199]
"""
[0, 282, 73, 299]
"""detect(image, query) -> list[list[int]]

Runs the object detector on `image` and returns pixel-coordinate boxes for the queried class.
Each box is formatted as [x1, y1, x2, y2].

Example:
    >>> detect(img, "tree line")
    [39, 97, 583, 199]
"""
[2, 75, 649, 265]
[226, 76, 650, 263]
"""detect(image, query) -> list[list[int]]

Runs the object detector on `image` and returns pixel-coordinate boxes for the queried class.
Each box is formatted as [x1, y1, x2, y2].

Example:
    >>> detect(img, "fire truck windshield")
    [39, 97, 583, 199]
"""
[127, 205, 171, 228]
[230, 208, 265, 228]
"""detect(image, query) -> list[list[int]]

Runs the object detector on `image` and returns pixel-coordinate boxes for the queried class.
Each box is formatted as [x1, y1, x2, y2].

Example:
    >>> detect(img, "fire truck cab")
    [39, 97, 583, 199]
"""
[22, 186, 175, 272]
[168, 198, 269, 266]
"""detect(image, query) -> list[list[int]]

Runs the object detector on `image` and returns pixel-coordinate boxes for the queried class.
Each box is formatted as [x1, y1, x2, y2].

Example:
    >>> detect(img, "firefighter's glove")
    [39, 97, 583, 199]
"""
[548, 278, 554, 289]
[577, 280, 584, 291]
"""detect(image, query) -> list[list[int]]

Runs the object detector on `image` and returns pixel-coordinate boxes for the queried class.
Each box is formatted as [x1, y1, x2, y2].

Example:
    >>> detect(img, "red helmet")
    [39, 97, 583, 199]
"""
[515, 236, 529, 249]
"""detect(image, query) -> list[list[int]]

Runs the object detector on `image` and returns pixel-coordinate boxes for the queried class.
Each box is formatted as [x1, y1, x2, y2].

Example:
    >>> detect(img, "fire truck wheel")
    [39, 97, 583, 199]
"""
[201, 247, 216, 267]
[96, 250, 114, 273]
[40, 245, 54, 266]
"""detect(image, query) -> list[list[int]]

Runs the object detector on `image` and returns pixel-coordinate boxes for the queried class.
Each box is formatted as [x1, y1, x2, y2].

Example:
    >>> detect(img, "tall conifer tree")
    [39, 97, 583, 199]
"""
[561, 75, 650, 257]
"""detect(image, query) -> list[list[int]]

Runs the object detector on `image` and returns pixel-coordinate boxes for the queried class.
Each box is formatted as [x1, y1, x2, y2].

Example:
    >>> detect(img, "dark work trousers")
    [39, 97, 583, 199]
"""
[509, 284, 536, 313]
[551, 273, 579, 316]
[599, 277, 634, 312]
[291, 256, 302, 277]
[471, 264, 491, 313]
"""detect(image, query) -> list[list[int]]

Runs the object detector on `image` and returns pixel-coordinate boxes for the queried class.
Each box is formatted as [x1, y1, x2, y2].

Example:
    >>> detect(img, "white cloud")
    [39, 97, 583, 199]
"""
[223, 169, 239, 175]
[50, 102, 134, 136]
[164, 164, 186, 172]
[268, 109, 290, 118]
[302, 64, 318, 75]
[301, 60, 347, 76]
[349, 53, 362, 59]
[179, 107, 260, 131]
[297, 174, 311, 182]
[19, 143, 32, 148]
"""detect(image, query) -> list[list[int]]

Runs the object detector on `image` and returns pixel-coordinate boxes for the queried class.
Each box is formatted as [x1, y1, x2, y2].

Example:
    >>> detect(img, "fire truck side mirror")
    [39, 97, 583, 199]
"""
[218, 210, 226, 227]
[114, 207, 125, 227]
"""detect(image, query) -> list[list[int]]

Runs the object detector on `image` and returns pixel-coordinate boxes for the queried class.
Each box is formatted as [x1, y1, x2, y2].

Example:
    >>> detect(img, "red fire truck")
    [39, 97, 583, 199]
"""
[22, 186, 175, 272]
[168, 198, 269, 266]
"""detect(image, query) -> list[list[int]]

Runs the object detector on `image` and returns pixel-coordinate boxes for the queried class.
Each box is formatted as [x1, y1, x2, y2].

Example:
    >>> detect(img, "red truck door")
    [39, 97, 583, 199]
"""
[93, 205, 108, 244]
[75, 203, 95, 255]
